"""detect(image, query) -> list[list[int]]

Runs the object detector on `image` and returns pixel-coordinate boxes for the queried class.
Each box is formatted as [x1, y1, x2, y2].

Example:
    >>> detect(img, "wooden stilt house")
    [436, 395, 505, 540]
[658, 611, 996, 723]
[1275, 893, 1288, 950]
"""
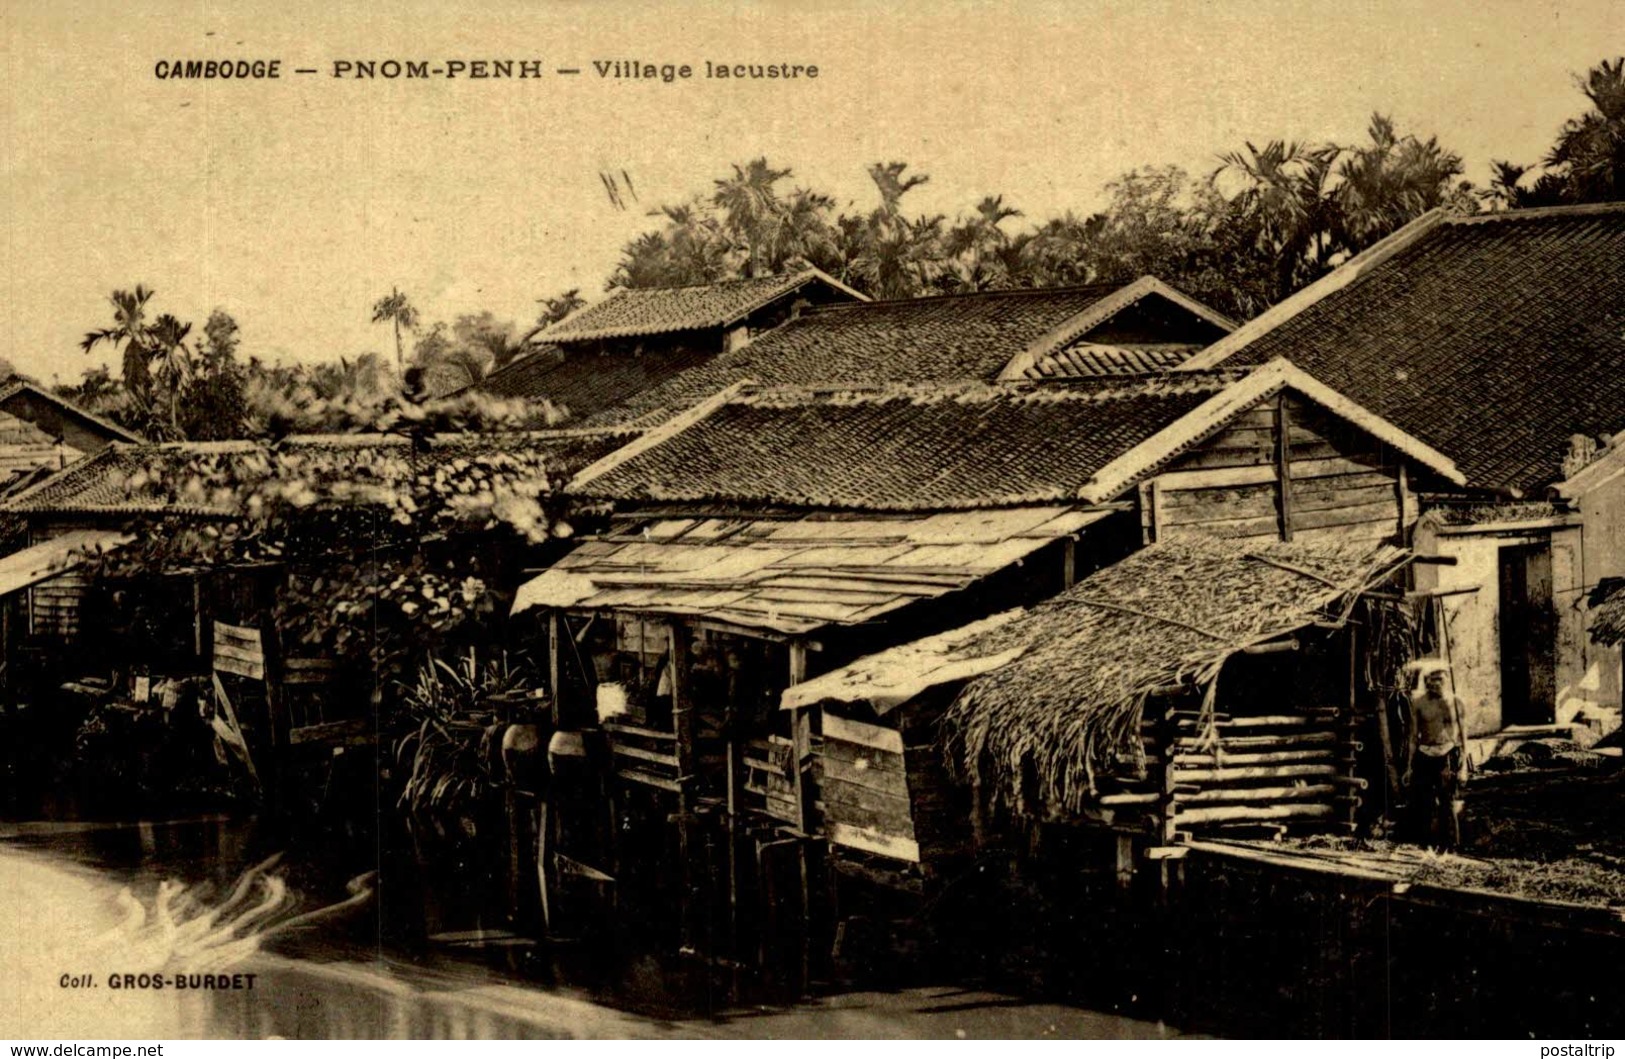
[509, 357, 1463, 983]
[784, 537, 1420, 943]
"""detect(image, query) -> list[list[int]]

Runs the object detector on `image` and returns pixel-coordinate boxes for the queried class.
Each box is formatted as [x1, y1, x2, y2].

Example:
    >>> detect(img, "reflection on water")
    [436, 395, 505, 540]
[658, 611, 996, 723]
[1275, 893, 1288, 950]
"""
[0, 817, 1185, 1040]
[0, 824, 665, 1040]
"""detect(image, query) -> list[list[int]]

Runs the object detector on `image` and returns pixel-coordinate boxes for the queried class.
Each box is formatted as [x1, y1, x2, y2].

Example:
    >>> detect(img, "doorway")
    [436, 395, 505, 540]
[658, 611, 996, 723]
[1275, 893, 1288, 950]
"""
[1498, 542, 1555, 726]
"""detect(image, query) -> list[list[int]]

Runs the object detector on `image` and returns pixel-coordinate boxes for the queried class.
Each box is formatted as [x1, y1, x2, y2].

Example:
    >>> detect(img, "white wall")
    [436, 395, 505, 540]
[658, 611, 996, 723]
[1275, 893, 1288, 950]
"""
[1410, 523, 1504, 736]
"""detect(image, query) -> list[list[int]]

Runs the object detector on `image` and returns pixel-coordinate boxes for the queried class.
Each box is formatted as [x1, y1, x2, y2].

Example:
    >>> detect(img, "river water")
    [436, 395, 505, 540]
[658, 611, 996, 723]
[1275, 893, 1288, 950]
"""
[0, 817, 1188, 1040]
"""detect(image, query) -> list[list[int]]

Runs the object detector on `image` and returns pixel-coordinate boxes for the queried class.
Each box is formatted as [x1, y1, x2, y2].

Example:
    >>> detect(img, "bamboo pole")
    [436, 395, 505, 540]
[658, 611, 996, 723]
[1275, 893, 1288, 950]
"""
[1173, 763, 1341, 783]
[668, 622, 696, 955]
[1174, 731, 1338, 749]
[1174, 783, 1337, 805]
[1173, 749, 1340, 766]
[1173, 714, 1328, 729]
[1173, 803, 1335, 826]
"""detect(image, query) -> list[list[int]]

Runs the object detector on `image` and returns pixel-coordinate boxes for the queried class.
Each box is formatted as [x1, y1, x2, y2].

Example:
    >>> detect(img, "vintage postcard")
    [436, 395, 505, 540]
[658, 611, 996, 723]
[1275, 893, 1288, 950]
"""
[2, 0, 1624, 1043]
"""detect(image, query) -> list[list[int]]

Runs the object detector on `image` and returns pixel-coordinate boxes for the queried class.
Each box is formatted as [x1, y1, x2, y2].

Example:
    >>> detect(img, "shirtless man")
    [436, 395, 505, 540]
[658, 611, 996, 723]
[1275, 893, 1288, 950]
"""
[1403, 661, 1469, 848]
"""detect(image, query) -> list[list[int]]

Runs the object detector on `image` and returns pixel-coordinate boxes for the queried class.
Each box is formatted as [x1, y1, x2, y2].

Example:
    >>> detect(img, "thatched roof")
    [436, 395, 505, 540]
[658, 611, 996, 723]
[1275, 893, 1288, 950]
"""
[938, 536, 1409, 814]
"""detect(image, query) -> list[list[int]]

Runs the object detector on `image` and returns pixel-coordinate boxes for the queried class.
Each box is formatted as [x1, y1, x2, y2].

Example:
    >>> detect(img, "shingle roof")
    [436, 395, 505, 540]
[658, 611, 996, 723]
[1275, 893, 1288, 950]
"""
[588, 278, 1228, 426]
[541, 269, 845, 343]
[475, 343, 715, 420]
[571, 373, 1246, 511]
[511, 507, 1109, 636]
[1187, 204, 1625, 494]
[2, 430, 633, 517]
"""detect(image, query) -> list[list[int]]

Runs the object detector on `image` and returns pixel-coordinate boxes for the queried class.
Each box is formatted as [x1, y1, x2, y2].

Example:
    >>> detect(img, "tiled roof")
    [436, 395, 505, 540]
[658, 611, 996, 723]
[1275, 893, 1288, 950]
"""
[541, 270, 841, 343]
[1193, 204, 1625, 494]
[2, 430, 633, 517]
[589, 278, 1229, 426]
[572, 373, 1244, 511]
[1023, 343, 1201, 379]
[511, 507, 1108, 635]
[475, 342, 717, 421]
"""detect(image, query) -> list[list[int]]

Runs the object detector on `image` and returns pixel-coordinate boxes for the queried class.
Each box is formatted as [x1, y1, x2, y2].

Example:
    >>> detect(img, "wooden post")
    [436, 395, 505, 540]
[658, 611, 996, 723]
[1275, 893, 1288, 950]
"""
[1062, 537, 1077, 589]
[668, 622, 696, 952]
[1275, 393, 1294, 542]
[548, 613, 563, 728]
[192, 575, 206, 660]
[786, 640, 814, 994]
[1346, 629, 1362, 833]
[1138, 481, 1157, 545]
[1395, 461, 1411, 545]
[787, 642, 813, 834]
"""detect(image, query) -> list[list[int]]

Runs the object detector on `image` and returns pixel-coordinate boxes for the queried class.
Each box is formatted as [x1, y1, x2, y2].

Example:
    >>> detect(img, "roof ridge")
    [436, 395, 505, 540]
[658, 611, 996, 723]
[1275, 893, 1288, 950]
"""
[730, 372, 1244, 408]
[801, 281, 1121, 315]
[1450, 201, 1625, 225]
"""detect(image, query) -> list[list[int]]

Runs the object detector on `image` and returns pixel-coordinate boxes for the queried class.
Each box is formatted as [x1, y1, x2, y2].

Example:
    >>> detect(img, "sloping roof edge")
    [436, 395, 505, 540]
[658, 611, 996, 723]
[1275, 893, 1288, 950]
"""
[540, 267, 868, 344]
[997, 275, 1239, 381]
[0, 380, 144, 444]
[1079, 357, 1465, 503]
[1177, 209, 1452, 372]
[566, 380, 752, 494]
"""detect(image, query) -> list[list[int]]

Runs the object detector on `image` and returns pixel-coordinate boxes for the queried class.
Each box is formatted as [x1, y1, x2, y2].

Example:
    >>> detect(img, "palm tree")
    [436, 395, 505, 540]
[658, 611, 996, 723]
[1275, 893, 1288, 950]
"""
[536, 289, 587, 328]
[610, 201, 732, 289]
[81, 285, 157, 397]
[371, 287, 420, 373]
[713, 157, 792, 277]
[943, 195, 1023, 291]
[1546, 57, 1625, 203]
[1019, 212, 1104, 287]
[1217, 140, 1339, 298]
[855, 213, 945, 300]
[762, 187, 837, 273]
[1480, 160, 1531, 211]
[1334, 114, 1471, 252]
[146, 313, 194, 435]
[867, 162, 930, 222]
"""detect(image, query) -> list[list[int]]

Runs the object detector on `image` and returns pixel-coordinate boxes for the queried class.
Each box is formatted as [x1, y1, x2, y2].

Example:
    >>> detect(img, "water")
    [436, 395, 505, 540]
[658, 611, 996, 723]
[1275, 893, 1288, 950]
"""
[0, 818, 1188, 1039]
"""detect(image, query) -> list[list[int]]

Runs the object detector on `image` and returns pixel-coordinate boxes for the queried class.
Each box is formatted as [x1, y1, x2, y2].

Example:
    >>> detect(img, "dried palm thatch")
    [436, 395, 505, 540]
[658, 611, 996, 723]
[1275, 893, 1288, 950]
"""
[940, 536, 1410, 816]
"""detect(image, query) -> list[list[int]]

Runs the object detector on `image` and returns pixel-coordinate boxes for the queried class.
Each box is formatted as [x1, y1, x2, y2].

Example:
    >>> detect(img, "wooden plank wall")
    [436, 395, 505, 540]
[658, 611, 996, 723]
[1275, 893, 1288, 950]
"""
[30, 569, 88, 638]
[1148, 395, 1410, 546]
[821, 710, 920, 862]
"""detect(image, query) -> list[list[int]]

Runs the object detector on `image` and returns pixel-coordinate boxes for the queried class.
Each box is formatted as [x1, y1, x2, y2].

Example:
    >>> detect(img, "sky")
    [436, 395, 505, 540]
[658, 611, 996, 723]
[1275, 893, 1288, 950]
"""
[0, 0, 1616, 384]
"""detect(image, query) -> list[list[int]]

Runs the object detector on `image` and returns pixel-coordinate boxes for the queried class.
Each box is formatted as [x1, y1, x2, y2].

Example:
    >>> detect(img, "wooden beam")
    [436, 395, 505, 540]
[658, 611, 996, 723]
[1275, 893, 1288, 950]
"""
[1275, 393, 1294, 542]
[667, 621, 696, 952]
[547, 613, 562, 728]
[1396, 461, 1411, 544]
[787, 640, 815, 836]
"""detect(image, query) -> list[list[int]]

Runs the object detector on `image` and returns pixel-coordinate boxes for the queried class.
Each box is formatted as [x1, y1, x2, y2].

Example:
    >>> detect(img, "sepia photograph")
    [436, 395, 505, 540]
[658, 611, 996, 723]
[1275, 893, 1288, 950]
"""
[2, 0, 1624, 1043]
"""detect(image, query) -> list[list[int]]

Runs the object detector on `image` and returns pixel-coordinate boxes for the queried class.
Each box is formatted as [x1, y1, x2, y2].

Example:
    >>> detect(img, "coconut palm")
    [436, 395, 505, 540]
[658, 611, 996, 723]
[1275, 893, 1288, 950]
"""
[371, 288, 420, 373]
